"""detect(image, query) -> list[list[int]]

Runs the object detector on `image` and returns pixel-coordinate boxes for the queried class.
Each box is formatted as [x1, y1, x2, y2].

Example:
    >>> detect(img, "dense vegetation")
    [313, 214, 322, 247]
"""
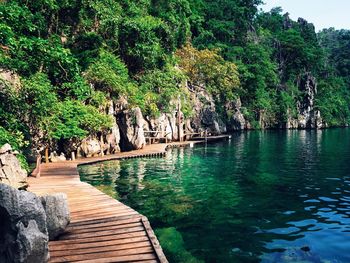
[1, 0, 350, 164]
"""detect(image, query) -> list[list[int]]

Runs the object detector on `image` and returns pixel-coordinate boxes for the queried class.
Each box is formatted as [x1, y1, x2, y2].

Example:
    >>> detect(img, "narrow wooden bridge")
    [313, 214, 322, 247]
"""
[28, 144, 168, 263]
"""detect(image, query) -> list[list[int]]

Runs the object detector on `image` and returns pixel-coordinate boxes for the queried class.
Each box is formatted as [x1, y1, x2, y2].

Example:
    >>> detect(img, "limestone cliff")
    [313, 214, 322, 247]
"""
[285, 73, 324, 129]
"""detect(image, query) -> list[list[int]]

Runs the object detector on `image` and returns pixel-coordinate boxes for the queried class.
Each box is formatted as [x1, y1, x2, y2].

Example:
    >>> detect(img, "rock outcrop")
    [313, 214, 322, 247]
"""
[117, 107, 146, 151]
[41, 194, 70, 240]
[226, 98, 246, 131]
[0, 144, 28, 189]
[16, 220, 49, 263]
[292, 73, 324, 129]
[49, 152, 66, 163]
[191, 88, 227, 134]
[0, 184, 71, 262]
[0, 184, 49, 263]
[78, 137, 102, 158]
[106, 101, 121, 154]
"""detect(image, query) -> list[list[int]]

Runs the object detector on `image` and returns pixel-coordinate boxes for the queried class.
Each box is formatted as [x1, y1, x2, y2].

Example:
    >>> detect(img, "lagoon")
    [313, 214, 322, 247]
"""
[79, 129, 350, 262]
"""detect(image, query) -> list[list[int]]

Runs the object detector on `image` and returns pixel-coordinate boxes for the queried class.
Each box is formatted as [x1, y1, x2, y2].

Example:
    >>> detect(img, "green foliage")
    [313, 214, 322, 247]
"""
[0, 126, 29, 171]
[0, 126, 28, 151]
[316, 77, 350, 126]
[1, 0, 350, 168]
[85, 50, 131, 97]
[50, 100, 112, 140]
[137, 66, 190, 117]
[20, 73, 58, 137]
[119, 15, 173, 72]
[176, 43, 240, 102]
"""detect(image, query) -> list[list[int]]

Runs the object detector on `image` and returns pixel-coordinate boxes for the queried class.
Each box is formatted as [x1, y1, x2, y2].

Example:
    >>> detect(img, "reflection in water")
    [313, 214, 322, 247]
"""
[79, 129, 350, 263]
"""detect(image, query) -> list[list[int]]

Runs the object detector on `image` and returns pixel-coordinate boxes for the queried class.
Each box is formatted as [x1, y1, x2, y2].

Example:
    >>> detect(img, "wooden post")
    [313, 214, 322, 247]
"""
[71, 151, 75, 161]
[100, 134, 104, 157]
[178, 95, 182, 142]
[45, 148, 49, 163]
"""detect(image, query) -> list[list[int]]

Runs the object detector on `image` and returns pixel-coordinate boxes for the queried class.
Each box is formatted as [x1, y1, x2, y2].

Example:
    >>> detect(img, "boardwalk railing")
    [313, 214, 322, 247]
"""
[31, 155, 42, 178]
[145, 130, 208, 144]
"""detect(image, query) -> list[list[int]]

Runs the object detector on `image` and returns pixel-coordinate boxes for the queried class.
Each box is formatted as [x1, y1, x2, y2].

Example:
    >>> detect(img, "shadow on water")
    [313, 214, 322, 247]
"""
[78, 129, 350, 263]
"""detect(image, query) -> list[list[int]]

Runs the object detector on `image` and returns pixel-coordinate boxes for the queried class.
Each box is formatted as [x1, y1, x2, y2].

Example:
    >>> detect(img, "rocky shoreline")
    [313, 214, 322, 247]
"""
[0, 144, 70, 263]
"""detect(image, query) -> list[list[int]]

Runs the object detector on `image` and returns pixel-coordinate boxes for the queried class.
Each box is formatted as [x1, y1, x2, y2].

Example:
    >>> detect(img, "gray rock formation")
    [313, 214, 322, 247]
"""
[117, 107, 146, 151]
[41, 194, 70, 240]
[226, 98, 246, 131]
[147, 113, 174, 141]
[0, 184, 49, 262]
[191, 89, 226, 134]
[16, 220, 49, 263]
[0, 144, 28, 189]
[79, 137, 101, 157]
[49, 151, 66, 163]
[296, 73, 323, 129]
[106, 101, 121, 154]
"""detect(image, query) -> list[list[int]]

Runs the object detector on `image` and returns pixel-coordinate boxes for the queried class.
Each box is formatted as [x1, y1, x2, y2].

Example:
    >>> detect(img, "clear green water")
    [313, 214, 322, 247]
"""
[78, 129, 350, 263]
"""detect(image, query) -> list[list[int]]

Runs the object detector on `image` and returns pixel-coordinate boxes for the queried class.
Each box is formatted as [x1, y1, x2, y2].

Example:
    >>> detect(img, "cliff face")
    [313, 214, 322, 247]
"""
[1, 69, 327, 159]
[73, 72, 327, 156]
[285, 73, 324, 129]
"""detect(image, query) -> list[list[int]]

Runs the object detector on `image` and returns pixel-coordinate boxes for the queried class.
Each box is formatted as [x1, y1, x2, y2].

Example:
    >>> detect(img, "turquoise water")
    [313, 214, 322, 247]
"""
[78, 129, 350, 263]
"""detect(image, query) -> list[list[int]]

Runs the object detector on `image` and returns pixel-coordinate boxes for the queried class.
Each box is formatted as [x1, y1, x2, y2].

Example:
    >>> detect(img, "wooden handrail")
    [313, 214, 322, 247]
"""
[31, 155, 42, 178]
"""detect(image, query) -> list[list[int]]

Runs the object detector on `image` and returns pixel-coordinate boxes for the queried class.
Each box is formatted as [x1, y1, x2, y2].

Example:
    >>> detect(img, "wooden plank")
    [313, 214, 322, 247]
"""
[65, 222, 142, 235]
[49, 247, 154, 262]
[74, 253, 157, 263]
[49, 231, 148, 245]
[60, 226, 146, 240]
[142, 217, 169, 263]
[50, 240, 151, 257]
[66, 217, 142, 231]
[50, 236, 149, 251]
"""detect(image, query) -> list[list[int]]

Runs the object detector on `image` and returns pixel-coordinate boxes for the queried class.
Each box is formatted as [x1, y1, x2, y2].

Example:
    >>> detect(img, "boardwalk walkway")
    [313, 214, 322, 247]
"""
[28, 136, 230, 262]
[28, 144, 168, 263]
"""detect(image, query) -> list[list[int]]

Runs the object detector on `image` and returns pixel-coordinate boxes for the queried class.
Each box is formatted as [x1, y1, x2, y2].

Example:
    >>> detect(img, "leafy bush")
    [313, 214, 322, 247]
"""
[176, 43, 240, 101]
[0, 126, 29, 171]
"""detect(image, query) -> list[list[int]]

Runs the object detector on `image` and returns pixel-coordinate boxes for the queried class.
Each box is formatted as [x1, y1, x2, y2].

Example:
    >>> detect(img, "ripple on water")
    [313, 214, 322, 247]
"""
[319, 196, 338, 202]
[304, 199, 320, 203]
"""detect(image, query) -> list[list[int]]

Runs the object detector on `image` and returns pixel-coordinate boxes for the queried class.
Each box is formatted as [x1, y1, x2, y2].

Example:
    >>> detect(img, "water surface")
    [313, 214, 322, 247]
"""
[79, 129, 350, 263]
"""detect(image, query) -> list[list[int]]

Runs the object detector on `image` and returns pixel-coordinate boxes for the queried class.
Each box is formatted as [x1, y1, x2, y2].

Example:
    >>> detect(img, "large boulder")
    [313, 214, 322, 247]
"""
[79, 137, 101, 157]
[226, 98, 246, 131]
[190, 88, 226, 135]
[0, 144, 28, 189]
[0, 184, 49, 262]
[106, 101, 121, 154]
[41, 194, 70, 240]
[16, 220, 49, 263]
[49, 151, 66, 163]
[117, 107, 146, 151]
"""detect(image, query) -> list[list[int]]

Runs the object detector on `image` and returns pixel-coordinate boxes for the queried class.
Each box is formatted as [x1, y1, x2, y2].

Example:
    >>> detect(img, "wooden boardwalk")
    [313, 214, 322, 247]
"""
[28, 144, 168, 263]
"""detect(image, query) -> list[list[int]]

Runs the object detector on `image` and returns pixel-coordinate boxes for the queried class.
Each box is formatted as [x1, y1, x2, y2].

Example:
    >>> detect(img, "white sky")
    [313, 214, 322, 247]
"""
[260, 0, 350, 31]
